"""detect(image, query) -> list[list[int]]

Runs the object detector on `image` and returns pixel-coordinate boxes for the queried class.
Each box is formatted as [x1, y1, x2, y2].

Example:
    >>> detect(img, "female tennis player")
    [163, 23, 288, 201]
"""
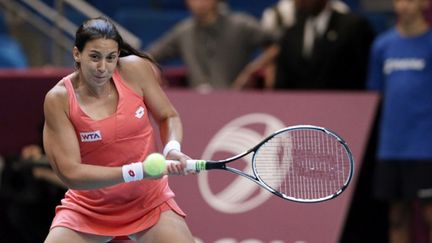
[42, 16, 195, 242]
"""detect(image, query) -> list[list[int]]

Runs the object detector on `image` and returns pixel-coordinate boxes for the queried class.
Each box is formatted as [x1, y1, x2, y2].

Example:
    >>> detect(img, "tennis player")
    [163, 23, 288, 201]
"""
[42, 16, 195, 242]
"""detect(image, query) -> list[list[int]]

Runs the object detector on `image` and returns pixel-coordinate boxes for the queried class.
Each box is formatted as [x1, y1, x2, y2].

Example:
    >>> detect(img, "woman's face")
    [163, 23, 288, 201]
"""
[73, 38, 119, 87]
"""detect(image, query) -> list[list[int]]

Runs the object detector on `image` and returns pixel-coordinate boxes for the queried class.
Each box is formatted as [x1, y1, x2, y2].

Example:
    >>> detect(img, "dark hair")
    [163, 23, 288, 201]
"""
[74, 16, 155, 65]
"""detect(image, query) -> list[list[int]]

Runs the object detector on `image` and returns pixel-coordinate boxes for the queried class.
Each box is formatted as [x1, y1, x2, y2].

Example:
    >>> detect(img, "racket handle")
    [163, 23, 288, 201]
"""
[166, 159, 207, 173]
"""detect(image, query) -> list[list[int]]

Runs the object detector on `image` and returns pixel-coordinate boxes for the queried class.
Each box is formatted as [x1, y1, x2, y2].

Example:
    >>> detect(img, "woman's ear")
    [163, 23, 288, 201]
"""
[72, 47, 80, 63]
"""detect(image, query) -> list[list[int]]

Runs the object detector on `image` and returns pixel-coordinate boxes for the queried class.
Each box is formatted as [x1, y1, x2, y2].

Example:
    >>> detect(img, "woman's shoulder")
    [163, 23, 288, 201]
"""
[45, 73, 74, 107]
[43, 82, 68, 119]
[118, 55, 160, 89]
[119, 55, 154, 68]
[46, 78, 67, 99]
[119, 55, 157, 78]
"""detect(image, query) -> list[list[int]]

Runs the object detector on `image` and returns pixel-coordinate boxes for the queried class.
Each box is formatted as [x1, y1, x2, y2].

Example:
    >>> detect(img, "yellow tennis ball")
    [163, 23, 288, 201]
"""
[143, 153, 166, 177]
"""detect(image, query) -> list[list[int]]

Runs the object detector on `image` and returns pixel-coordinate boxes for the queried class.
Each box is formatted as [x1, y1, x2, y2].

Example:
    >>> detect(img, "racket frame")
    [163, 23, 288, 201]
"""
[184, 125, 355, 203]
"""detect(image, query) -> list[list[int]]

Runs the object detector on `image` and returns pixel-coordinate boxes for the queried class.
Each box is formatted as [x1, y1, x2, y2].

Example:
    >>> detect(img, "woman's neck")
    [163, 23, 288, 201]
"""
[74, 72, 114, 99]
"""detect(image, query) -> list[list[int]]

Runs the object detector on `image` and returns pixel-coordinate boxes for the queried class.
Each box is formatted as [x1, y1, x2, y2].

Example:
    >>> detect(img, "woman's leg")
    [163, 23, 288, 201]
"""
[134, 210, 194, 243]
[45, 226, 113, 243]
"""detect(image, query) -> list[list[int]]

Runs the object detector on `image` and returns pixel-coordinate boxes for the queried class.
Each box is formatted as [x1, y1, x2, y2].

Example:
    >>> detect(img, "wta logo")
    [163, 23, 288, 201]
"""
[197, 113, 285, 214]
[80, 130, 102, 142]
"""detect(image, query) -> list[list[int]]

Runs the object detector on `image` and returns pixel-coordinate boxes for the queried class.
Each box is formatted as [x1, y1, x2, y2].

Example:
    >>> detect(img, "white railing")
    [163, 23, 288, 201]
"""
[0, 0, 142, 65]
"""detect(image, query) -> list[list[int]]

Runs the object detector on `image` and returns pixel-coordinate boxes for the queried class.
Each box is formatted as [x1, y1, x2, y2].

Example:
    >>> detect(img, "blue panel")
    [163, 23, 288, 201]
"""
[0, 35, 28, 68]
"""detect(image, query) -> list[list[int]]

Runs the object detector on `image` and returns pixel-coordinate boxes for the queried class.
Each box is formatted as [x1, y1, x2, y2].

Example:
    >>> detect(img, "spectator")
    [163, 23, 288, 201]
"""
[146, 0, 274, 91]
[261, 0, 350, 38]
[234, 0, 375, 90]
[367, 0, 432, 242]
[20, 144, 65, 188]
[0, 119, 66, 243]
[250, 0, 351, 89]
[0, 145, 66, 243]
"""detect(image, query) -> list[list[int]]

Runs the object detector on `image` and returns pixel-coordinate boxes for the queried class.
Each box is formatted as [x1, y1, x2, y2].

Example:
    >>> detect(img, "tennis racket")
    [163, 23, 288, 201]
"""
[170, 125, 354, 203]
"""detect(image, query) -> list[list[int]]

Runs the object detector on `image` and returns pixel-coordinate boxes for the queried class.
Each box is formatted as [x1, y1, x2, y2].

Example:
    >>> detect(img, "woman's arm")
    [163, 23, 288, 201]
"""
[43, 84, 124, 190]
[119, 56, 190, 174]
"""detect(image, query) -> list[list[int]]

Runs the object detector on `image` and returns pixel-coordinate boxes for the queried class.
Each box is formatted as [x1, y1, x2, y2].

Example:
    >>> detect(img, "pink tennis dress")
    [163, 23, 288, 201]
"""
[50, 69, 185, 236]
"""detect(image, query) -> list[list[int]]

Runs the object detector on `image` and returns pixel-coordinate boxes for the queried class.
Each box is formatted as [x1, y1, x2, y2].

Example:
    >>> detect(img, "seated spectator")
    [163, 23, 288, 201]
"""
[20, 144, 65, 188]
[146, 0, 274, 91]
[0, 144, 65, 243]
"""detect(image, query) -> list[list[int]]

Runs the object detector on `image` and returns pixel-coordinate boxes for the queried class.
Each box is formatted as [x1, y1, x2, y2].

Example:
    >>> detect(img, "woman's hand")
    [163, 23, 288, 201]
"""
[165, 150, 192, 176]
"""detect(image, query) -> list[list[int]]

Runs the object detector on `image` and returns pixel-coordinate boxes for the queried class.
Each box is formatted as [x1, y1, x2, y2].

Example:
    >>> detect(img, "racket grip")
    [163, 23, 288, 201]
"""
[166, 159, 206, 173]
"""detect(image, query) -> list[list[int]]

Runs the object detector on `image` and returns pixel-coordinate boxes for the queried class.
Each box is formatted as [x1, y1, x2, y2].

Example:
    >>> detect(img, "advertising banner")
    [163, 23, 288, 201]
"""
[166, 90, 379, 243]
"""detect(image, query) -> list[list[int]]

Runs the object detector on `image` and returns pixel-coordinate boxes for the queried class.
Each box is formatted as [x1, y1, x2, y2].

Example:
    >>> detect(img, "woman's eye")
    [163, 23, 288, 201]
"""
[107, 55, 117, 62]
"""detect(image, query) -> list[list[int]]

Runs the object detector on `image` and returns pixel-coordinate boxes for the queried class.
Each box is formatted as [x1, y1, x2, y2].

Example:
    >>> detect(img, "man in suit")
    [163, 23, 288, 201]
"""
[233, 0, 375, 90]
[274, 0, 375, 90]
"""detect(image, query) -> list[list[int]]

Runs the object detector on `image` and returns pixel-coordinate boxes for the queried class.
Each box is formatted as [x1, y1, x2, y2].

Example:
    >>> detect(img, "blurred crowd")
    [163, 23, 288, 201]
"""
[1, 0, 386, 91]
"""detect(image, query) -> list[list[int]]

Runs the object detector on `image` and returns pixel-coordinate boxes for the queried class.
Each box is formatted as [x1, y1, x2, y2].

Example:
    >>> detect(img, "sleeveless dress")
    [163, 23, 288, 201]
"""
[50, 69, 185, 236]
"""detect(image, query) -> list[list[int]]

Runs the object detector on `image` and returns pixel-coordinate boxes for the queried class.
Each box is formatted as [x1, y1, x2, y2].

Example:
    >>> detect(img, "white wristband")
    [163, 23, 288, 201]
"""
[163, 140, 181, 157]
[122, 162, 144, 183]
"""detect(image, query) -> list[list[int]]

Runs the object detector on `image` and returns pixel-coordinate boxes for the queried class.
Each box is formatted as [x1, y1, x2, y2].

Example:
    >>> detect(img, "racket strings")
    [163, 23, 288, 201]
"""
[254, 129, 351, 201]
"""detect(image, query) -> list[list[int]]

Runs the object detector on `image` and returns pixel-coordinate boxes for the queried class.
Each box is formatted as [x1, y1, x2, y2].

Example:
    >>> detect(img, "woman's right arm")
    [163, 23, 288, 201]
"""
[43, 84, 124, 190]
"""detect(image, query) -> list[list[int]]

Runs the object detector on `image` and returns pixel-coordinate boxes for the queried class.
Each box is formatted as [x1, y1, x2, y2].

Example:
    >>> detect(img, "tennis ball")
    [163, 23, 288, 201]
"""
[143, 153, 167, 177]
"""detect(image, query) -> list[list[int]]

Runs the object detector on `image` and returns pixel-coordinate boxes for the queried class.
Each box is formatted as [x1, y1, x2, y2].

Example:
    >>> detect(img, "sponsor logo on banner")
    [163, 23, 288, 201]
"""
[197, 113, 285, 214]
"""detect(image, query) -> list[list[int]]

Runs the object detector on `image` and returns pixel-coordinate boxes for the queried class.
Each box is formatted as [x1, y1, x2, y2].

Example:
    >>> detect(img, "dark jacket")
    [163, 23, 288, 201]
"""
[275, 10, 375, 90]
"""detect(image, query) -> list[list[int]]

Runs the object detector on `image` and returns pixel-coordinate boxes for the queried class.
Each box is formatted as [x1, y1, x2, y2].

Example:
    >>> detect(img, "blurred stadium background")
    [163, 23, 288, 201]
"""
[0, 0, 400, 70]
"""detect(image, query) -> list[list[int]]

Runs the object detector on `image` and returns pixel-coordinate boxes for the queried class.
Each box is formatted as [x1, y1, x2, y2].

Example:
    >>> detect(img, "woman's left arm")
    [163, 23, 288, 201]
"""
[119, 56, 189, 174]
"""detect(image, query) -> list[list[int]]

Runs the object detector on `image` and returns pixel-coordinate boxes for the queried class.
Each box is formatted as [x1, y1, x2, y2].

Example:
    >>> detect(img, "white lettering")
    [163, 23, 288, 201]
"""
[384, 58, 425, 75]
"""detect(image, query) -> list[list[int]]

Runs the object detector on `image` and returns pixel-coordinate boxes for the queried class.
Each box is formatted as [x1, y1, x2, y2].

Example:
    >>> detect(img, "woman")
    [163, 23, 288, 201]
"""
[43, 16, 195, 242]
